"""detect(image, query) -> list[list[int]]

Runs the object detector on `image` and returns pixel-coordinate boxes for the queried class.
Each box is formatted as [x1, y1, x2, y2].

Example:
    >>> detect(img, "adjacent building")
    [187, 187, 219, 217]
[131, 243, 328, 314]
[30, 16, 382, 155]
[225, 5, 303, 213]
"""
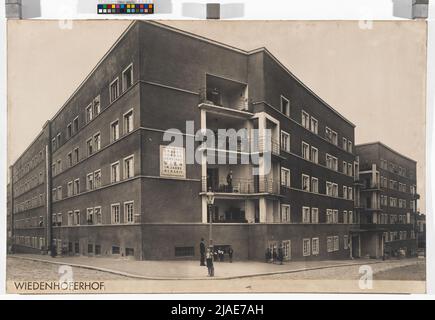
[9, 21, 418, 261]
[355, 142, 419, 258]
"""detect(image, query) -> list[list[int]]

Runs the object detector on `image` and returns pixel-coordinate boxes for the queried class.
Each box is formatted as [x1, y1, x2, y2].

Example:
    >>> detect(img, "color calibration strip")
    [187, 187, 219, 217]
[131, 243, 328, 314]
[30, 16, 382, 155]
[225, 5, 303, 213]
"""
[98, 3, 154, 14]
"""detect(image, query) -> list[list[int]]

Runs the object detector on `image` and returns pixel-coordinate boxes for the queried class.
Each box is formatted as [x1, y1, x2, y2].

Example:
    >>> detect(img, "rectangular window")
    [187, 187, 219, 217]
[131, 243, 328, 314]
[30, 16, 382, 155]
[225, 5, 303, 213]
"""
[73, 179, 80, 195]
[303, 239, 311, 257]
[86, 173, 94, 190]
[86, 138, 93, 156]
[343, 161, 348, 175]
[282, 240, 291, 260]
[57, 186, 62, 200]
[347, 163, 353, 176]
[281, 96, 290, 116]
[344, 235, 349, 250]
[94, 170, 101, 188]
[68, 211, 73, 226]
[348, 141, 352, 153]
[74, 210, 80, 225]
[67, 123, 72, 138]
[123, 109, 134, 134]
[110, 78, 119, 102]
[310, 146, 318, 163]
[343, 186, 348, 199]
[343, 137, 347, 151]
[281, 168, 291, 187]
[333, 236, 339, 251]
[124, 155, 134, 179]
[348, 187, 353, 200]
[281, 204, 291, 222]
[343, 211, 348, 224]
[95, 207, 102, 225]
[302, 111, 310, 129]
[122, 64, 133, 91]
[73, 116, 79, 133]
[326, 182, 333, 197]
[311, 208, 319, 224]
[86, 208, 94, 224]
[326, 154, 337, 170]
[312, 238, 319, 255]
[74, 147, 79, 163]
[349, 211, 353, 224]
[302, 174, 310, 191]
[302, 142, 310, 160]
[111, 204, 120, 224]
[311, 177, 319, 193]
[333, 210, 339, 223]
[94, 133, 101, 151]
[111, 120, 119, 142]
[124, 201, 134, 224]
[86, 103, 93, 122]
[93, 95, 100, 116]
[310, 116, 318, 134]
[331, 130, 338, 145]
[302, 207, 311, 223]
[111, 161, 120, 183]
[67, 181, 73, 197]
[67, 152, 72, 167]
[280, 131, 290, 152]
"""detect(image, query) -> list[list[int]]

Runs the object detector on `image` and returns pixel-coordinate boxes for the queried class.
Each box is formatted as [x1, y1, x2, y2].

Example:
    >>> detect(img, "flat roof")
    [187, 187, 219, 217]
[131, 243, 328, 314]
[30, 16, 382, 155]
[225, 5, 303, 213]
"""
[355, 141, 416, 163]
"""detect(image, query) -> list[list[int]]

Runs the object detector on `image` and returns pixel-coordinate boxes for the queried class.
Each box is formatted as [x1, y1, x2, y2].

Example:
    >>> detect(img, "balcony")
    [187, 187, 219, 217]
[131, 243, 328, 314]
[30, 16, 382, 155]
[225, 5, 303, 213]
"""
[202, 176, 280, 195]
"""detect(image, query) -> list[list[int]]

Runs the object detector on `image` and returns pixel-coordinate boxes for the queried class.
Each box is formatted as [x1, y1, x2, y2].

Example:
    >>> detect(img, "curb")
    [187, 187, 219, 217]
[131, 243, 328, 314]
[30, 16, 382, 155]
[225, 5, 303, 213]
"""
[9, 255, 420, 281]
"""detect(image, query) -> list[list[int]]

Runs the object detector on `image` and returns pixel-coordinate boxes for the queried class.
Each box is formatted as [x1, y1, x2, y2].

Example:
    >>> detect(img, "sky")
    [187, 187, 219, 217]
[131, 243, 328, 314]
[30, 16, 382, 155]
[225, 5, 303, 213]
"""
[7, 20, 427, 212]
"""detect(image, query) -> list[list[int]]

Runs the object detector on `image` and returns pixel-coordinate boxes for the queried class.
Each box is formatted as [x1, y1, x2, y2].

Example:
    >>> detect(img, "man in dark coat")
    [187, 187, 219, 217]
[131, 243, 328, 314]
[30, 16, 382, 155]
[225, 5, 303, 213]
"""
[228, 246, 234, 263]
[200, 238, 206, 266]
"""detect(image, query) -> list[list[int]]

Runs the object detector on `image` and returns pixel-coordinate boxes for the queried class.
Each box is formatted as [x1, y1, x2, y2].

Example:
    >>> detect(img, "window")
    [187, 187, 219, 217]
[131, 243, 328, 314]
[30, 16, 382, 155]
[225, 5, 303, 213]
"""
[343, 186, 348, 199]
[303, 239, 311, 256]
[123, 109, 134, 134]
[343, 137, 347, 151]
[86, 104, 93, 122]
[74, 147, 79, 163]
[111, 161, 120, 183]
[95, 207, 102, 224]
[326, 154, 338, 171]
[349, 211, 353, 224]
[52, 138, 56, 151]
[112, 246, 121, 255]
[110, 78, 119, 102]
[73, 116, 79, 133]
[311, 177, 319, 193]
[67, 152, 72, 167]
[325, 127, 337, 144]
[57, 159, 62, 173]
[74, 210, 80, 225]
[280, 96, 290, 116]
[86, 138, 93, 156]
[344, 235, 349, 249]
[281, 167, 291, 187]
[326, 182, 333, 197]
[57, 186, 62, 200]
[302, 142, 310, 160]
[331, 131, 338, 145]
[343, 211, 348, 224]
[282, 240, 291, 260]
[312, 238, 319, 255]
[94, 133, 101, 151]
[310, 116, 318, 134]
[87, 208, 94, 224]
[94, 170, 101, 188]
[86, 173, 94, 190]
[73, 179, 80, 195]
[326, 209, 332, 223]
[348, 187, 353, 200]
[123, 155, 134, 179]
[310, 146, 318, 163]
[280, 131, 290, 152]
[333, 236, 339, 251]
[333, 210, 339, 223]
[68, 211, 73, 226]
[343, 161, 348, 175]
[111, 120, 119, 142]
[311, 208, 319, 224]
[122, 64, 133, 91]
[302, 207, 310, 223]
[347, 163, 353, 176]
[111, 204, 120, 224]
[281, 204, 291, 222]
[67, 123, 72, 138]
[302, 111, 310, 129]
[124, 201, 134, 224]
[347, 141, 352, 153]
[302, 174, 310, 191]
[93, 96, 100, 116]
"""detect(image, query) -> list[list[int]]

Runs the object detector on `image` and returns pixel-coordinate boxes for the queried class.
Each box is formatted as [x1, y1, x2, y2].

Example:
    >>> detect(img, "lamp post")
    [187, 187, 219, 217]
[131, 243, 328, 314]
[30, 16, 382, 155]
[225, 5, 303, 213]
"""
[206, 188, 215, 248]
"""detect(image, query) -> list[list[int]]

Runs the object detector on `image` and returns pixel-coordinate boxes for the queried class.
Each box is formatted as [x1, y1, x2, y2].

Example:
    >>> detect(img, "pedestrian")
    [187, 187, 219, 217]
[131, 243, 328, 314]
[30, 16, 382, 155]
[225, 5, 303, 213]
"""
[277, 246, 283, 265]
[272, 248, 277, 264]
[199, 238, 206, 266]
[219, 249, 224, 262]
[228, 246, 234, 263]
[206, 247, 214, 277]
[265, 248, 271, 263]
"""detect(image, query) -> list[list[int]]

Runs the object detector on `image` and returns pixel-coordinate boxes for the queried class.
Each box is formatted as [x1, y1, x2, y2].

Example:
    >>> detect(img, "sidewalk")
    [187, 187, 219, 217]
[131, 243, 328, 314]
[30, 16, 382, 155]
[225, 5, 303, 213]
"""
[9, 254, 420, 280]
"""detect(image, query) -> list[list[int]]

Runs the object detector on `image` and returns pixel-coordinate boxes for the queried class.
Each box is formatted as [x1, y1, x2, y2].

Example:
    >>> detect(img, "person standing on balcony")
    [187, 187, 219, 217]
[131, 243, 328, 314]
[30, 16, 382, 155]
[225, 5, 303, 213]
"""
[227, 170, 233, 192]
[199, 238, 206, 266]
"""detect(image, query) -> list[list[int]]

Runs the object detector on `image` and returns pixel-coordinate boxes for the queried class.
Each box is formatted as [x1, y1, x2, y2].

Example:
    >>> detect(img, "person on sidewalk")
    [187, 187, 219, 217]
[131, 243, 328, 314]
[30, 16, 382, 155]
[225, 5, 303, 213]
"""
[206, 247, 215, 277]
[228, 246, 234, 263]
[199, 238, 206, 266]
[277, 246, 284, 265]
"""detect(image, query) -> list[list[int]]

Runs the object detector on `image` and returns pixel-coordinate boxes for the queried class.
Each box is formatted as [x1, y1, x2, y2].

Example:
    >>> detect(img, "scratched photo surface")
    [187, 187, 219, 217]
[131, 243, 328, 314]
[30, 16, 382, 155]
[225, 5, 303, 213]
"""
[6, 20, 427, 294]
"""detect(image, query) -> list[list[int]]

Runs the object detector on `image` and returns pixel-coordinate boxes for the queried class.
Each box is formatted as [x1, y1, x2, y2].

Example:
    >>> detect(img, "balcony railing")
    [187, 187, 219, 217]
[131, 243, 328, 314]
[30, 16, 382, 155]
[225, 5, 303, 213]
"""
[202, 176, 280, 195]
[199, 87, 250, 112]
[200, 135, 280, 156]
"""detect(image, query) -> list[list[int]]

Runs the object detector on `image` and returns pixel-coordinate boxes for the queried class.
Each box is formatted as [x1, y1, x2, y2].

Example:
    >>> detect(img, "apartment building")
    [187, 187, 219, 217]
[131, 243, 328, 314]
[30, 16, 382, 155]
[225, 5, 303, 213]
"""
[9, 21, 393, 261]
[355, 142, 418, 258]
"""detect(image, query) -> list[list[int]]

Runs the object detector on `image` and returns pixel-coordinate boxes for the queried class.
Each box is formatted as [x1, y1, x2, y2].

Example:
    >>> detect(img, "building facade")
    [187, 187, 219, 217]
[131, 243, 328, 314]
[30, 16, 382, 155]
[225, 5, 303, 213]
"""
[9, 21, 416, 261]
[355, 142, 419, 258]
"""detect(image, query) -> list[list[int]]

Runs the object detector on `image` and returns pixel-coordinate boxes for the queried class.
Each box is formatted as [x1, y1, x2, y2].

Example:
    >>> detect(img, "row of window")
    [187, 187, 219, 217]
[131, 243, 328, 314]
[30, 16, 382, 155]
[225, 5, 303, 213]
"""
[52, 110, 134, 177]
[14, 235, 45, 249]
[53, 155, 135, 201]
[378, 213, 411, 225]
[380, 159, 414, 179]
[13, 171, 45, 197]
[52, 64, 133, 153]
[380, 176, 416, 195]
[53, 201, 136, 226]
[281, 169, 354, 200]
[13, 193, 45, 214]
[281, 204, 355, 224]
[380, 195, 411, 209]
[384, 230, 415, 242]
[13, 148, 45, 181]
[302, 235, 345, 257]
